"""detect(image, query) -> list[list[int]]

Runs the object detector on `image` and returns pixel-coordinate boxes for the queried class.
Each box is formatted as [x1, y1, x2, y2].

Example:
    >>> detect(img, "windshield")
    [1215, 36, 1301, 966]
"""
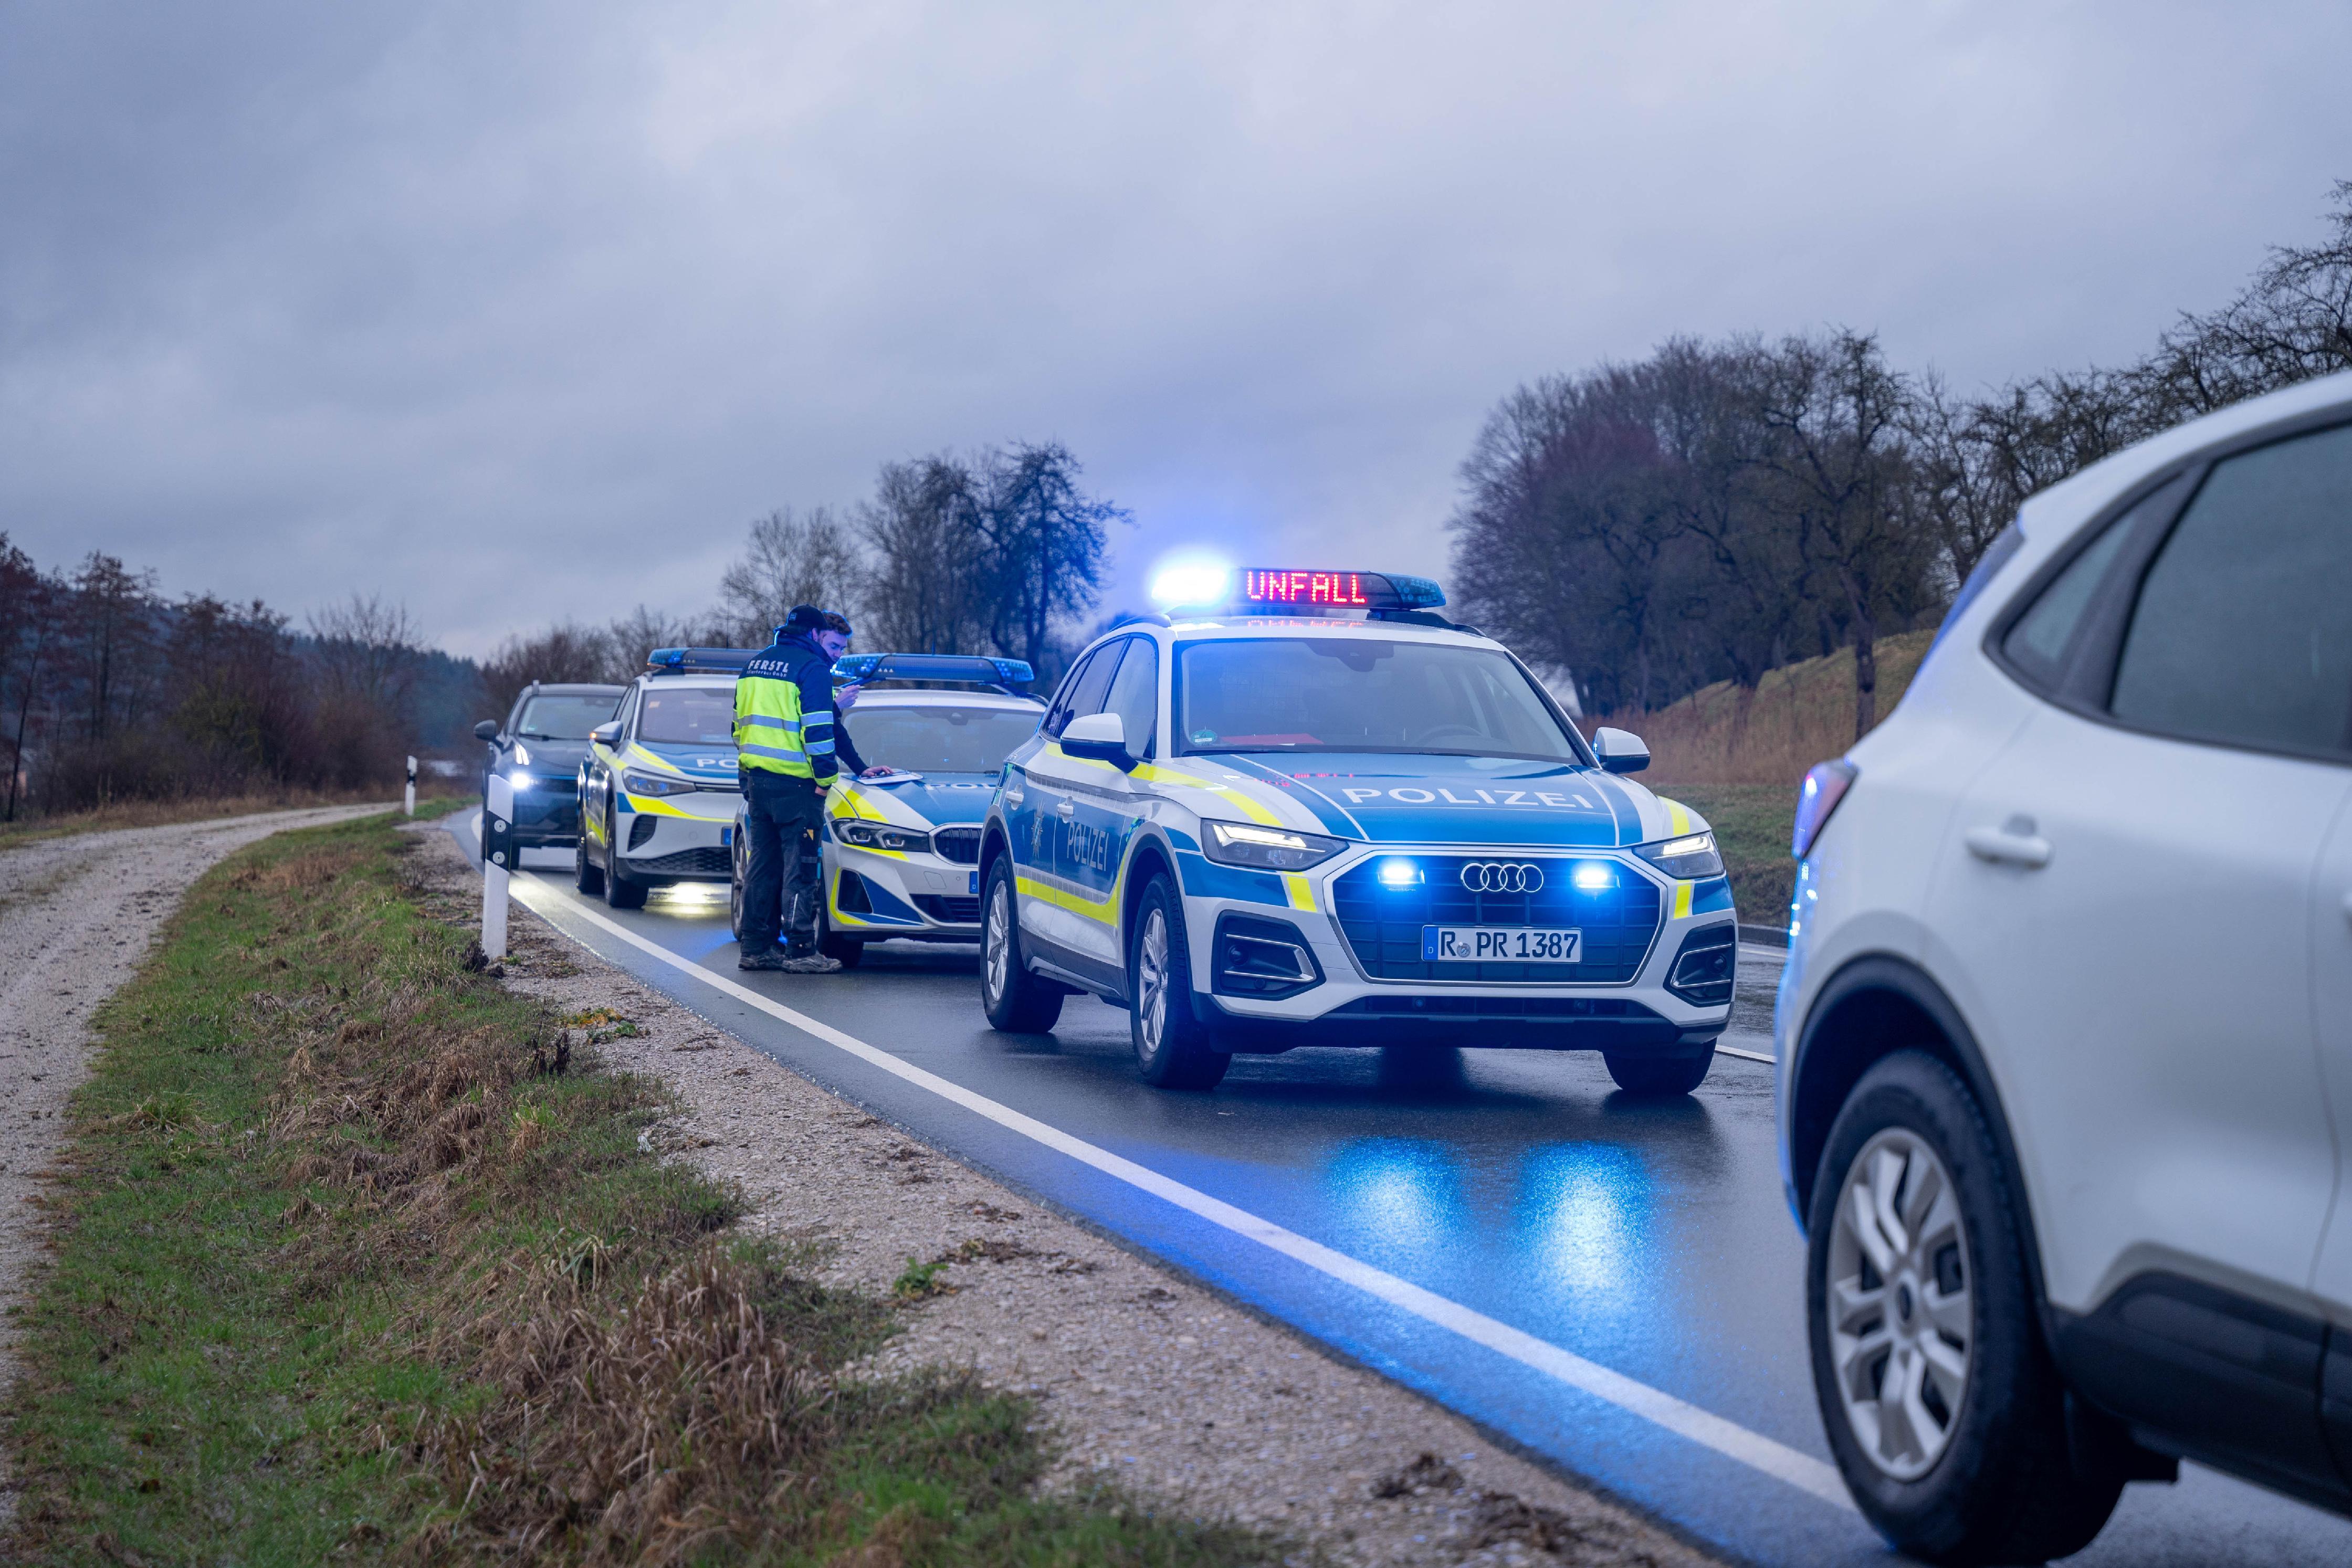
[1175, 637, 1585, 762]
[514, 692, 618, 740]
[637, 685, 738, 746]
[844, 704, 1042, 773]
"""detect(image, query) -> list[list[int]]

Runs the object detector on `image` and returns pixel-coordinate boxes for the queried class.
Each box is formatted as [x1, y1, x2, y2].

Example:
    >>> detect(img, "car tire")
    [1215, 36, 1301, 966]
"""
[1128, 872, 1230, 1091]
[728, 839, 745, 941]
[1603, 1043, 1714, 1096]
[817, 902, 864, 970]
[602, 808, 648, 911]
[979, 857, 1063, 1033]
[1807, 1050, 2122, 1565]
[576, 831, 606, 897]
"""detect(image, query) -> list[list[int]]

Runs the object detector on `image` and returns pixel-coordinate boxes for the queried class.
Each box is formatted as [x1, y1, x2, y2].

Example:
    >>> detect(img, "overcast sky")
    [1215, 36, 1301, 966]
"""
[4, 2, 2347, 657]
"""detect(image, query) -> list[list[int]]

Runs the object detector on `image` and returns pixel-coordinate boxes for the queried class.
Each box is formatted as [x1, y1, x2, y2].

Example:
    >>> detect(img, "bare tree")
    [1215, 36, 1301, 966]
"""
[972, 443, 1127, 672]
[715, 507, 866, 645]
[1749, 331, 1931, 739]
[480, 621, 616, 717]
[858, 455, 990, 655]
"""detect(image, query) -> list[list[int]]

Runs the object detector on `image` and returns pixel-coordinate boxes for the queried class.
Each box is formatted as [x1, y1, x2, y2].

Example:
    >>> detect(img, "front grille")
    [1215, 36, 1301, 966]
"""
[1333, 995, 1660, 1019]
[1332, 856, 1661, 982]
[632, 846, 730, 876]
[932, 827, 982, 865]
[914, 895, 981, 925]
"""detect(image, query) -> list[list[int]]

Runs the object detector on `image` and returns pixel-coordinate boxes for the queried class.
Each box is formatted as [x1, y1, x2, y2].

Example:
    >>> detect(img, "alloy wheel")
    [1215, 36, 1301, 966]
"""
[984, 880, 1011, 1003]
[1136, 908, 1169, 1058]
[1826, 1128, 1973, 1480]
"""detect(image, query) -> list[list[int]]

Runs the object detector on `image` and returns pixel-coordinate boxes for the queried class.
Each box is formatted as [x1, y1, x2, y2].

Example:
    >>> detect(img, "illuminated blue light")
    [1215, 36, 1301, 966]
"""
[1571, 862, 1616, 890]
[1150, 560, 1233, 609]
[1376, 857, 1423, 888]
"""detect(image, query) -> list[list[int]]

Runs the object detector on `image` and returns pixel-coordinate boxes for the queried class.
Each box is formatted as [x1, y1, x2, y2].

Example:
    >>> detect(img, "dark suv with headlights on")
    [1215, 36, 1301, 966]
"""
[474, 681, 625, 849]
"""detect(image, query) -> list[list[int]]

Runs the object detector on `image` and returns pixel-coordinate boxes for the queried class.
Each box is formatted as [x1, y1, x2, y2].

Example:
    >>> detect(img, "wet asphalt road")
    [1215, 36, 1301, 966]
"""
[465, 821, 2347, 1566]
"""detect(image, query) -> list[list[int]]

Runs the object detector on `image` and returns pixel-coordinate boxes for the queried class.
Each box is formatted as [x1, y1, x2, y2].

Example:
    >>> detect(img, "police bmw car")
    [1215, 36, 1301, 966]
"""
[574, 648, 747, 910]
[727, 654, 1045, 965]
[976, 568, 1738, 1091]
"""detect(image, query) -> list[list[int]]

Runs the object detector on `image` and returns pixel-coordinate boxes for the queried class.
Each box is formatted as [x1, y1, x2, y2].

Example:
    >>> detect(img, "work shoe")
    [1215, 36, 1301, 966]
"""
[737, 950, 786, 972]
[778, 952, 843, 974]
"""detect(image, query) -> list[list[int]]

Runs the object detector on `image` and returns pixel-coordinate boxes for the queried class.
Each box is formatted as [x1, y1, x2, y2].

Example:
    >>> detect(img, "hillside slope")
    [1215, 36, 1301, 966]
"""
[1612, 627, 1940, 931]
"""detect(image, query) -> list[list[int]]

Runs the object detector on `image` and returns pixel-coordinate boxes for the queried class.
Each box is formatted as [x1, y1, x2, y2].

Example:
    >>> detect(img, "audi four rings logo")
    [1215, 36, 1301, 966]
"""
[1460, 861, 1544, 893]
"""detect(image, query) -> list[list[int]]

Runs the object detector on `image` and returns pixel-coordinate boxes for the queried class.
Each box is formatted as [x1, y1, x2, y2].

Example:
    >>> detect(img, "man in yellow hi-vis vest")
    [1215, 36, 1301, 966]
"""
[734, 605, 874, 971]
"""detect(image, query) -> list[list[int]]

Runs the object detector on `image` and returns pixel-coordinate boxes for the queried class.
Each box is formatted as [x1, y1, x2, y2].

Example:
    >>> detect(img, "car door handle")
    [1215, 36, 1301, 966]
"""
[1965, 823, 2053, 869]
[1003, 788, 1023, 806]
[2340, 890, 2352, 925]
[1055, 799, 1076, 818]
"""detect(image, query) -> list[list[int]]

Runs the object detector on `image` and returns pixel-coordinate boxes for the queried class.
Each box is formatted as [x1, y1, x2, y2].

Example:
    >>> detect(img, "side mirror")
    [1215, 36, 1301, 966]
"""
[473, 719, 500, 743]
[1592, 726, 1650, 774]
[590, 721, 623, 747]
[1060, 712, 1135, 771]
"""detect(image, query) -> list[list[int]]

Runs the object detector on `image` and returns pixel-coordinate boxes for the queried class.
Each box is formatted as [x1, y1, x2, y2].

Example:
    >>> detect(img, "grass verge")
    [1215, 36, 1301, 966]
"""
[1658, 784, 1796, 932]
[8, 812, 1279, 1565]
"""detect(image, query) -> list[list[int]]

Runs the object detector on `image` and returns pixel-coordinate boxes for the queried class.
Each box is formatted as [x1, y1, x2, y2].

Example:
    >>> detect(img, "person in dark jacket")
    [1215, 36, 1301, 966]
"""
[733, 605, 875, 971]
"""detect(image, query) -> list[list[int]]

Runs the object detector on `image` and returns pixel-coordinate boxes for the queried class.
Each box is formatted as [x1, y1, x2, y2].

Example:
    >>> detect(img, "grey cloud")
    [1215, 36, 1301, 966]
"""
[4, 1, 2348, 653]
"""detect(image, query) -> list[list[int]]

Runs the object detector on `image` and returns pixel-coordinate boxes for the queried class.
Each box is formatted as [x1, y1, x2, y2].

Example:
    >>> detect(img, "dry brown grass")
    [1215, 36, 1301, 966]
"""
[1600, 628, 1939, 787]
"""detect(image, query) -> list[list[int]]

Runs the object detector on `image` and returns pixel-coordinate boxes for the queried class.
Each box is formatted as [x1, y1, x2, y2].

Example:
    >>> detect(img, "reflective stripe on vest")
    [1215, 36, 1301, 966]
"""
[734, 672, 813, 777]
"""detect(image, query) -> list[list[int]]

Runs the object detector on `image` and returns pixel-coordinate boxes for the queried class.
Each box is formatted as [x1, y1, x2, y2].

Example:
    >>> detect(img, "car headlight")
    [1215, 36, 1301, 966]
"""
[507, 772, 537, 791]
[1634, 830, 1723, 880]
[622, 771, 696, 798]
[1201, 819, 1346, 871]
[512, 742, 533, 766]
[834, 818, 931, 855]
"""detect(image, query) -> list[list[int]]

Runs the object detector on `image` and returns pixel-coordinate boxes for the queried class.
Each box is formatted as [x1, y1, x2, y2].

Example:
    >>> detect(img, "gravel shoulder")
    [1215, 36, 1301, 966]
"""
[0, 804, 395, 1516]
[408, 824, 1716, 1568]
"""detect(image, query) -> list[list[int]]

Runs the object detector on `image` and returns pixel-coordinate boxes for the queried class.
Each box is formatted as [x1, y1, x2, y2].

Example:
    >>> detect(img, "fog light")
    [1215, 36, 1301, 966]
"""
[1571, 862, 1615, 891]
[1377, 857, 1423, 889]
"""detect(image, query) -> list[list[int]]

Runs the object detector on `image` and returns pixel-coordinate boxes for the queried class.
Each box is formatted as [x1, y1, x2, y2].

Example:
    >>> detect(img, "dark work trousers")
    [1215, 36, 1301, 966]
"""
[740, 770, 825, 955]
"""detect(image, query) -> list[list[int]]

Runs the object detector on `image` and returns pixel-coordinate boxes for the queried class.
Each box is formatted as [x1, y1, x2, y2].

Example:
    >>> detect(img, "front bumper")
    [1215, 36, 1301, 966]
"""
[503, 777, 582, 845]
[616, 793, 736, 881]
[826, 841, 983, 941]
[1178, 841, 1735, 1054]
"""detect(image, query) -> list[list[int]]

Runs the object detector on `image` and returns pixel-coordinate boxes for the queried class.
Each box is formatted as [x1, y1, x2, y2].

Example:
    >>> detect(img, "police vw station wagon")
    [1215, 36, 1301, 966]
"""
[976, 568, 1738, 1091]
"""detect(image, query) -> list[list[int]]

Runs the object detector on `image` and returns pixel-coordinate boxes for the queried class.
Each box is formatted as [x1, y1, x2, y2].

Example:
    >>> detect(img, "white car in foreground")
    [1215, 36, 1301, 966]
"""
[1776, 371, 2352, 1561]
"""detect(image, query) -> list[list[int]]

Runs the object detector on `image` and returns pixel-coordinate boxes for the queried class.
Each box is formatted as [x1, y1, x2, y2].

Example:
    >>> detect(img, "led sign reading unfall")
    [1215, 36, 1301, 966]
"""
[1232, 569, 1447, 612]
[1243, 569, 1372, 606]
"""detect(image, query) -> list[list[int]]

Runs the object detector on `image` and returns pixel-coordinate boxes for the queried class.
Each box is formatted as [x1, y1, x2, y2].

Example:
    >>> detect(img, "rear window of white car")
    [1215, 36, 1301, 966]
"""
[1173, 637, 1583, 762]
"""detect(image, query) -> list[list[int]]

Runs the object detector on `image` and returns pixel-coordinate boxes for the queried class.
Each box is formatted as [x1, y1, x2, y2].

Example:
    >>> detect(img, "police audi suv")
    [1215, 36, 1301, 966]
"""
[1775, 371, 2352, 1561]
[728, 655, 1045, 965]
[575, 648, 746, 910]
[975, 569, 1737, 1091]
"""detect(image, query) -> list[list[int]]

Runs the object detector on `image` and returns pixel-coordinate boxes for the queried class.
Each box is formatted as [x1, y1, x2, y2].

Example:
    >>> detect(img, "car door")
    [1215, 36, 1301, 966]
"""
[2315, 796, 2352, 1482]
[1012, 644, 1120, 965]
[1051, 635, 1160, 974]
[1923, 418, 2352, 1488]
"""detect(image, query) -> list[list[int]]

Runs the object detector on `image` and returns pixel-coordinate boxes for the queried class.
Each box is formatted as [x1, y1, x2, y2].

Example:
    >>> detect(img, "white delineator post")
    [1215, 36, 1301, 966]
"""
[405, 754, 417, 817]
[481, 773, 513, 961]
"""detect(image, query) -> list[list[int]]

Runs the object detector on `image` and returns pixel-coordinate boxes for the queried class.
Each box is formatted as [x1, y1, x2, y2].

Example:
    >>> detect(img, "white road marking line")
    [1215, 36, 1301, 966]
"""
[492, 848, 1853, 1513]
[1718, 1045, 1776, 1065]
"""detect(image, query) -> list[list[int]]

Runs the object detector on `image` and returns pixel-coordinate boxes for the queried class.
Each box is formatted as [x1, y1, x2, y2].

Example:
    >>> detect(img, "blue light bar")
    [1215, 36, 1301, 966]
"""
[646, 647, 755, 673]
[831, 653, 1035, 689]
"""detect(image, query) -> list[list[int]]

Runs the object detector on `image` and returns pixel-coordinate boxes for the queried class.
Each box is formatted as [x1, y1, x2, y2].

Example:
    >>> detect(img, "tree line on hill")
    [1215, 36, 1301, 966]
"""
[0, 550, 476, 817]
[1450, 181, 2352, 737]
[479, 439, 1127, 717]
